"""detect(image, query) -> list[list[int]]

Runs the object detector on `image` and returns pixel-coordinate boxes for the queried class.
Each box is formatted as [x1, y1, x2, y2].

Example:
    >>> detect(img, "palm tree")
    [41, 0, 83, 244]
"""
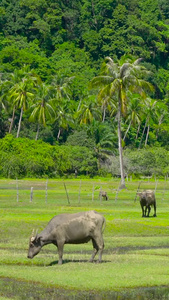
[29, 82, 55, 140]
[122, 94, 142, 142]
[51, 74, 74, 101]
[91, 56, 154, 189]
[154, 102, 168, 139]
[1, 69, 22, 133]
[50, 74, 75, 141]
[55, 101, 74, 141]
[7, 66, 39, 137]
[97, 92, 117, 122]
[76, 95, 102, 125]
[138, 98, 157, 148]
[0, 79, 8, 114]
[10, 78, 34, 137]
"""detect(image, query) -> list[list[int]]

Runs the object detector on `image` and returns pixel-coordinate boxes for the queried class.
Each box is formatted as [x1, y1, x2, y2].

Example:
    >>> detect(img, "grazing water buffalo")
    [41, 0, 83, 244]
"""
[27, 210, 105, 265]
[137, 190, 157, 217]
[99, 191, 108, 201]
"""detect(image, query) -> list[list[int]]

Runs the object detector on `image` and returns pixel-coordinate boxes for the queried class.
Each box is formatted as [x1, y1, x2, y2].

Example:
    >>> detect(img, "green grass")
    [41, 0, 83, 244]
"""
[1, 178, 169, 298]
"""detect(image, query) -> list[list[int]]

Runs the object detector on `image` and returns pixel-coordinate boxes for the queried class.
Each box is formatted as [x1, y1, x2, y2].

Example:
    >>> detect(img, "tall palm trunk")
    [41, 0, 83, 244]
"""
[9, 106, 15, 133]
[35, 123, 40, 140]
[118, 93, 126, 189]
[156, 115, 163, 139]
[136, 122, 141, 139]
[16, 106, 23, 138]
[57, 128, 61, 141]
[138, 118, 148, 149]
[102, 106, 106, 122]
[123, 119, 132, 142]
[145, 124, 150, 146]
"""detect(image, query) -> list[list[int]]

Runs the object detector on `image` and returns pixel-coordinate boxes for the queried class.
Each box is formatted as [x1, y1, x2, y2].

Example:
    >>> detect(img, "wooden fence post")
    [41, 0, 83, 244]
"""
[162, 177, 166, 201]
[78, 180, 81, 204]
[99, 186, 102, 204]
[63, 182, 70, 204]
[115, 188, 119, 202]
[45, 179, 48, 204]
[92, 184, 94, 202]
[30, 187, 33, 202]
[154, 180, 158, 194]
[16, 178, 19, 203]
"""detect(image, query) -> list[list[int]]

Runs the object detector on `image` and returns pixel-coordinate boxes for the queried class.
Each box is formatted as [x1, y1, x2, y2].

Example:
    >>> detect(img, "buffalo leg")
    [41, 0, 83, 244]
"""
[153, 202, 157, 217]
[90, 236, 104, 263]
[96, 236, 104, 263]
[57, 243, 64, 265]
[89, 239, 99, 262]
[146, 205, 151, 217]
[141, 204, 145, 217]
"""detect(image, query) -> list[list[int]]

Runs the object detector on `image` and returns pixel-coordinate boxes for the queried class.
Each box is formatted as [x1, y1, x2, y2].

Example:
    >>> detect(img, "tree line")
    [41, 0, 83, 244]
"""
[0, 0, 169, 180]
[0, 135, 169, 179]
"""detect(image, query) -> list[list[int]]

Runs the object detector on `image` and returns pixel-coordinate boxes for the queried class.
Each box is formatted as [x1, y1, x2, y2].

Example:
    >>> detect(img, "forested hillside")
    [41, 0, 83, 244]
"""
[0, 0, 169, 178]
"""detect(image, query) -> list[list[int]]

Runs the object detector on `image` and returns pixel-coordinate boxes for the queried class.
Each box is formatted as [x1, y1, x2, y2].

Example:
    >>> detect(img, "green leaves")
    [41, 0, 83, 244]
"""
[0, 0, 169, 154]
[29, 82, 55, 126]
[0, 135, 98, 178]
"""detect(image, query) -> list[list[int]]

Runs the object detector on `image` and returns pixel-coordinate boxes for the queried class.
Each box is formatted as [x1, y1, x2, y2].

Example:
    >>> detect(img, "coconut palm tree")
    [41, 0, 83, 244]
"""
[122, 94, 143, 142]
[91, 56, 154, 189]
[51, 74, 74, 101]
[29, 82, 55, 140]
[50, 74, 75, 141]
[8, 66, 39, 137]
[54, 101, 74, 141]
[138, 97, 157, 148]
[76, 95, 102, 125]
[154, 102, 169, 139]
[1, 69, 22, 133]
[0, 77, 7, 111]
[10, 79, 34, 137]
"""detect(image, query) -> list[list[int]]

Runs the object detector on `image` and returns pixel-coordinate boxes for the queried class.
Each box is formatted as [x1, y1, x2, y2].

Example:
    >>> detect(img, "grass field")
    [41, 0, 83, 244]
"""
[1, 178, 169, 299]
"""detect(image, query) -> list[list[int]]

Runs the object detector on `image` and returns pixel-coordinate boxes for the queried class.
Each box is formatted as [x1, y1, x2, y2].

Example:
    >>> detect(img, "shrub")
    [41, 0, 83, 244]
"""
[0, 135, 97, 178]
[125, 147, 169, 176]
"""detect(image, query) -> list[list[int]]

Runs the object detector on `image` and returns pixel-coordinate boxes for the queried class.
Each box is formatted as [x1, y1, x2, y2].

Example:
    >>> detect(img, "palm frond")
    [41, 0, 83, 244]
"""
[104, 57, 119, 78]
[109, 79, 120, 96]
[90, 76, 114, 89]
[120, 63, 131, 78]
[133, 58, 143, 65]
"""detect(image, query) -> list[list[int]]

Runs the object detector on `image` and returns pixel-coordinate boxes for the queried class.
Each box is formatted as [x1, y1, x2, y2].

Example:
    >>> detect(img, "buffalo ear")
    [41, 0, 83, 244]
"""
[37, 236, 43, 246]
[30, 235, 41, 246]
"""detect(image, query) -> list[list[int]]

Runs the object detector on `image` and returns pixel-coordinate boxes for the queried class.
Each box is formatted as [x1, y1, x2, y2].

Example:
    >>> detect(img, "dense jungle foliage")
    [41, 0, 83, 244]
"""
[0, 0, 169, 178]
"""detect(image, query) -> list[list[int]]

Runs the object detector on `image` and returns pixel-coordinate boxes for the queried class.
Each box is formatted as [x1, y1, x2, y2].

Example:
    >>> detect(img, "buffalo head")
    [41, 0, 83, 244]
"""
[27, 231, 42, 259]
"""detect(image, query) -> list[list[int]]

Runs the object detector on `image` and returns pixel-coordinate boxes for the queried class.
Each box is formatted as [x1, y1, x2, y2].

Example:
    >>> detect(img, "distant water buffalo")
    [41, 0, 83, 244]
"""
[137, 190, 157, 217]
[27, 210, 105, 265]
[99, 191, 108, 201]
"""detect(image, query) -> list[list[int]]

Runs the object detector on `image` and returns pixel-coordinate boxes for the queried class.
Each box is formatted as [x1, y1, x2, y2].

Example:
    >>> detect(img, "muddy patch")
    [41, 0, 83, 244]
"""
[1, 277, 169, 300]
[109, 245, 169, 254]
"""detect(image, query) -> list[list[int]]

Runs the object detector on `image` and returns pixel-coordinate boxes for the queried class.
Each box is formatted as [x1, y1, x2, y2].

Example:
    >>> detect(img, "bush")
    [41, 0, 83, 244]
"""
[0, 135, 97, 178]
[125, 147, 169, 176]
[67, 145, 98, 176]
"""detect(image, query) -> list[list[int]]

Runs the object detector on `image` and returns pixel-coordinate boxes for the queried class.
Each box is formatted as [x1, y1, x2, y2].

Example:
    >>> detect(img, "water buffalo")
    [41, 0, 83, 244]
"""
[99, 191, 108, 201]
[27, 210, 105, 265]
[137, 190, 157, 217]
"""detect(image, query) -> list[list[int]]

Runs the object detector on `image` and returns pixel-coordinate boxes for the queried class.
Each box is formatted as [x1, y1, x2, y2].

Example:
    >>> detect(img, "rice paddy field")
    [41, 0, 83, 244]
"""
[1, 177, 169, 299]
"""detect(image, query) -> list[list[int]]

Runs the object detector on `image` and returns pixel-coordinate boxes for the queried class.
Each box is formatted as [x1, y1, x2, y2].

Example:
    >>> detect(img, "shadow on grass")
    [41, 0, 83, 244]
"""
[48, 259, 111, 266]
[141, 216, 157, 218]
